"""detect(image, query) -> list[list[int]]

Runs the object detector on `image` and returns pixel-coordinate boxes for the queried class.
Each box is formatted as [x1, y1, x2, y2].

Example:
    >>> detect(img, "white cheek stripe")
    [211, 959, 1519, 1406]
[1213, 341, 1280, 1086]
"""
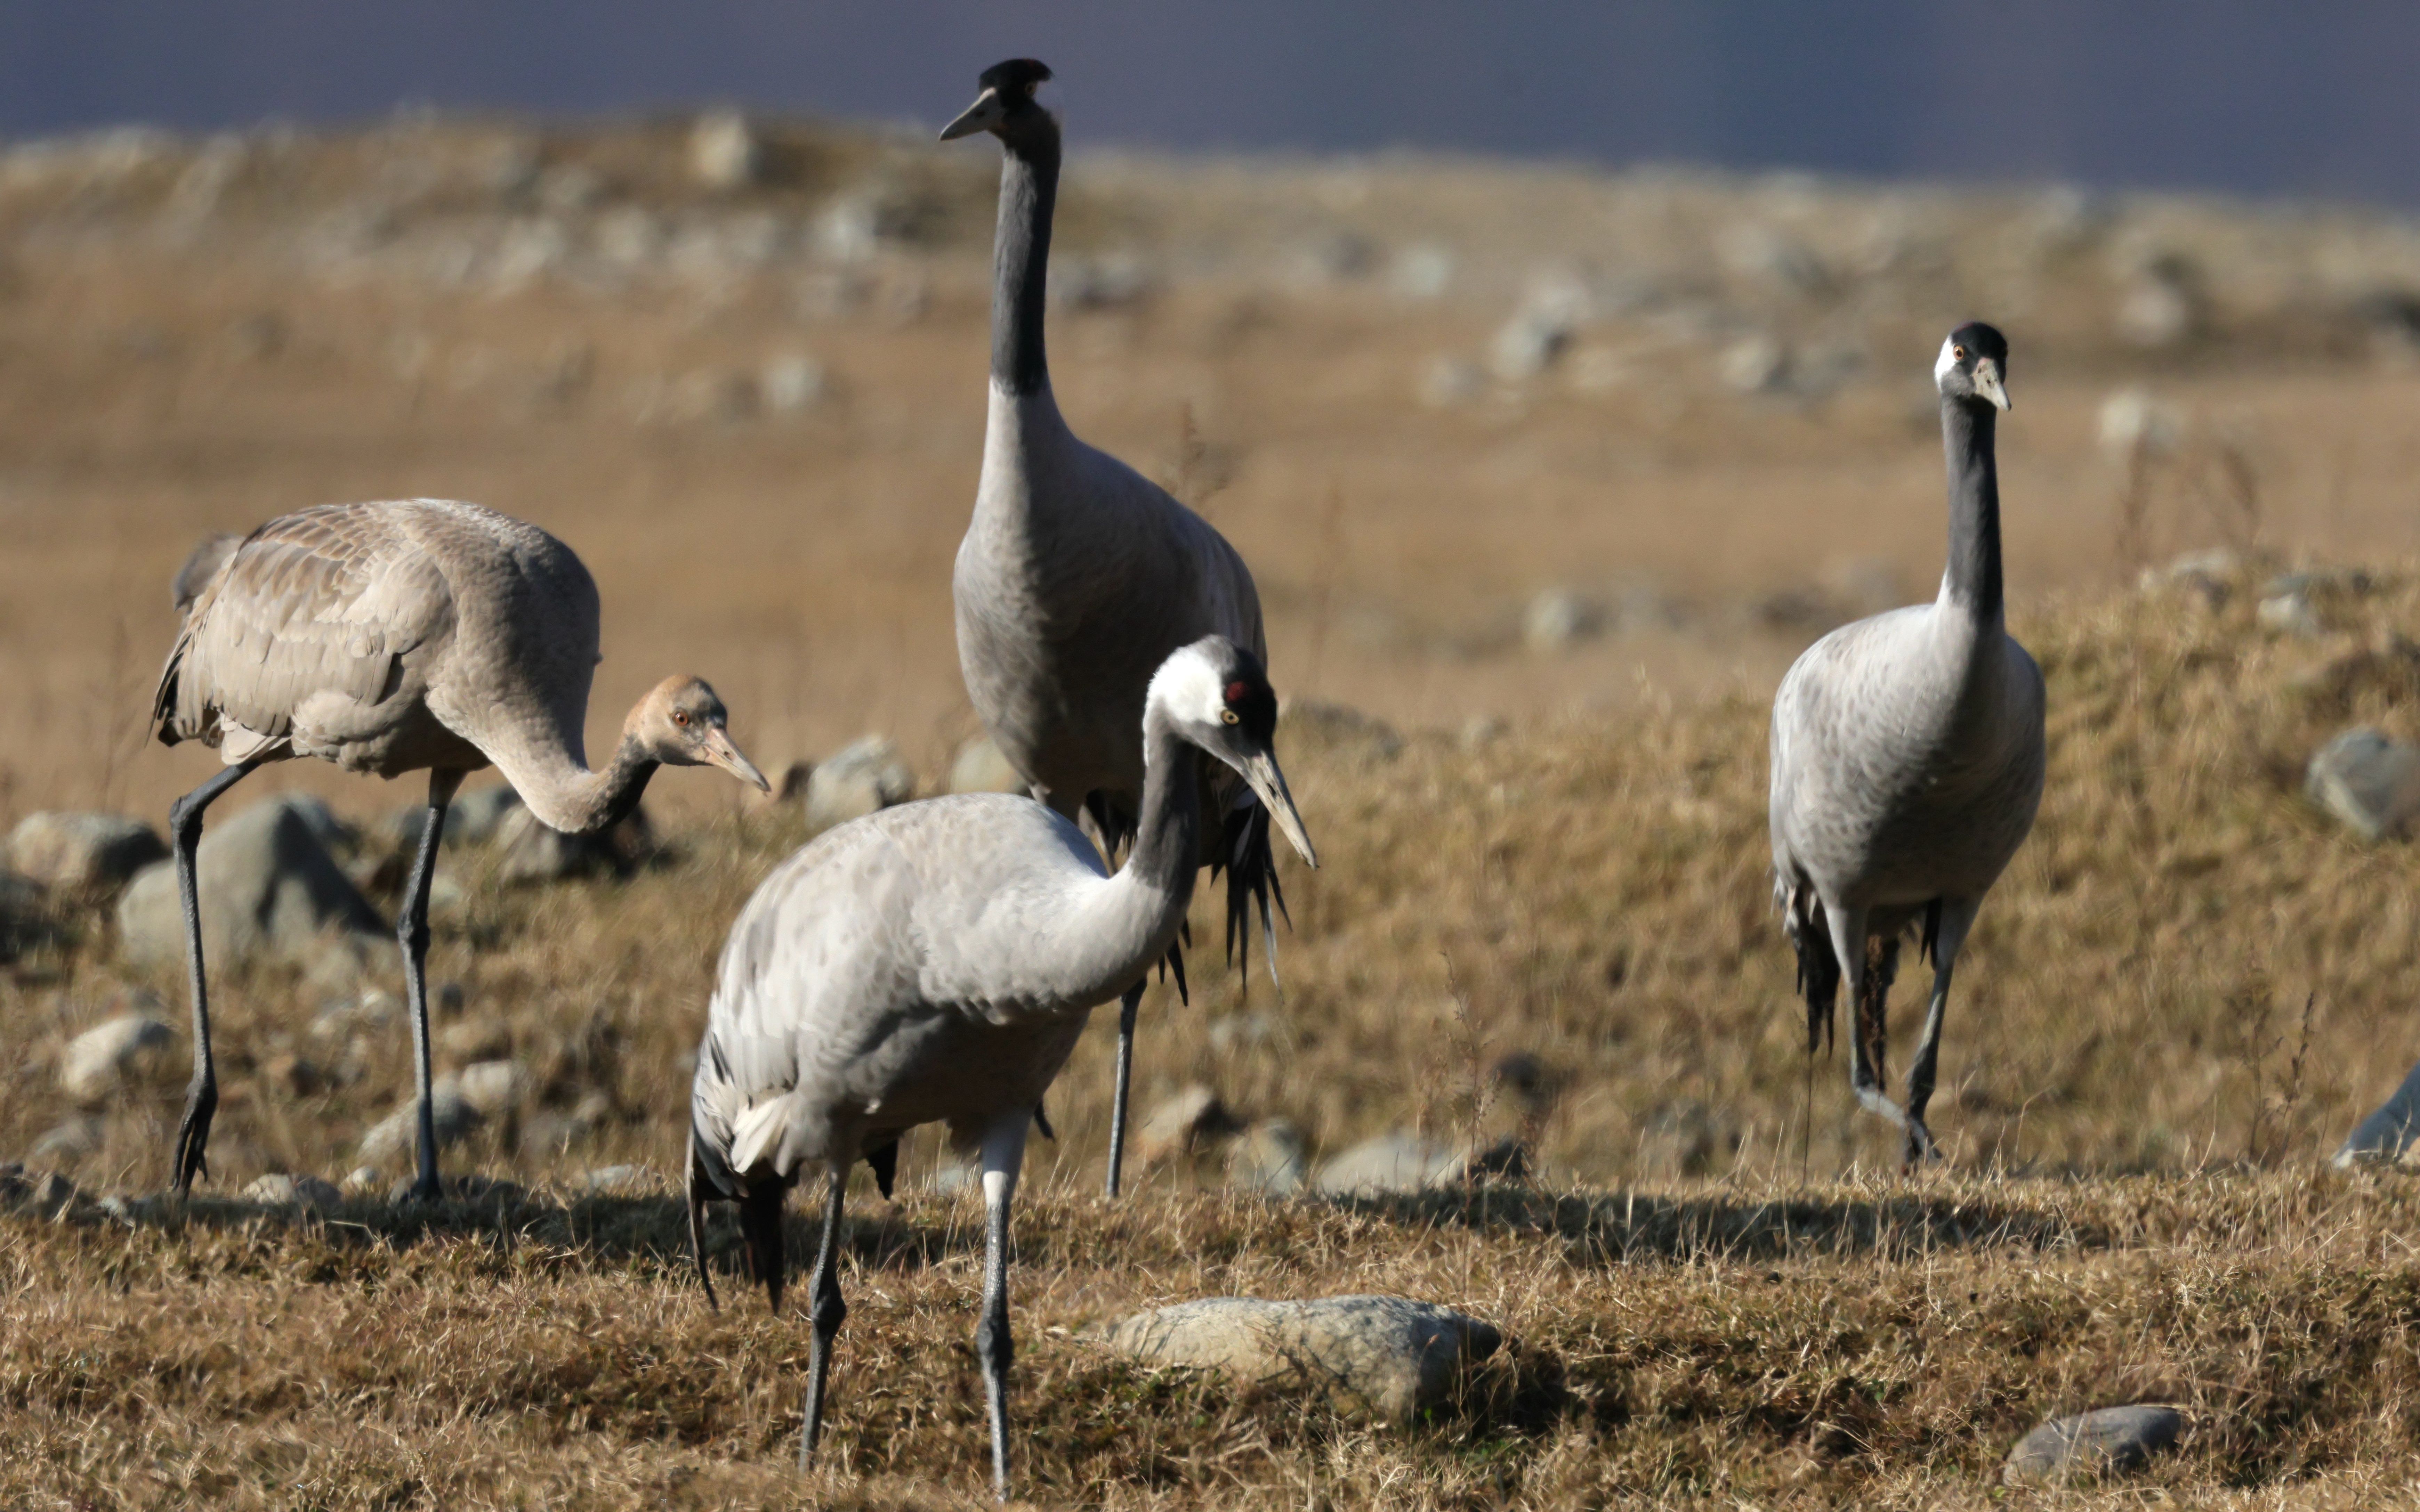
[1934, 336, 1959, 384]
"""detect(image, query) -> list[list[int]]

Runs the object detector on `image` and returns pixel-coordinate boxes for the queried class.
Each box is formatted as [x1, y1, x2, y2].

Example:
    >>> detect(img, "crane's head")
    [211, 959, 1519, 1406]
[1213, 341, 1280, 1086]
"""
[1936, 322, 2011, 412]
[629, 676, 771, 793]
[1148, 637, 1318, 869]
[939, 58, 1055, 144]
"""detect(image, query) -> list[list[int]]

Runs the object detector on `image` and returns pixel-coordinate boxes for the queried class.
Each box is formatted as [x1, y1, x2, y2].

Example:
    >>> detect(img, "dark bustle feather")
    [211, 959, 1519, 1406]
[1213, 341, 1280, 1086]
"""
[865, 1139, 899, 1200]
[1215, 794, 1288, 994]
[686, 1127, 720, 1310]
[739, 1181, 786, 1313]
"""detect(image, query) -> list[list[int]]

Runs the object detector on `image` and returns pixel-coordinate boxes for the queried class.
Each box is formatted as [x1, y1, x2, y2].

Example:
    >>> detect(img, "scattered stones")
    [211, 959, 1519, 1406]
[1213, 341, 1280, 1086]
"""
[1224, 1120, 1308, 1195]
[1099, 1295, 1501, 1423]
[759, 353, 825, 414]
[2305, 728, 2420, 841]
[580, 1164, 650, 1195]
[388, 783, 524, 851]
[947, 735, 1027, 796]
[59, 1015, 175, 1102]
[118, 796, 388, 973]
[241, 1172, 343, 1213]
[2333, 1058, 2420, 1168]
[804, 735, 915, 832]
[4, 812, 166, 895]
[6, 1167, 82, 1216]
[1313, 1133, 1525, 1196]
[437, 1017, 510, 1063]
[2002, 1404, 2185, 1487]
[2257, 588, 2323, 637]
[688, 109, 761, 190]
[1387, 244, 1455, 300]
[1718, 333, 1790, 394]
[1135, 1085, 1242, 1170]
[31, 1115, 104, 1164]
[453, 1059, 529, 1119]
[357, 1082, 481, 1166]
[1522, 589, 1599, 654]
[489, 805, 648, 885]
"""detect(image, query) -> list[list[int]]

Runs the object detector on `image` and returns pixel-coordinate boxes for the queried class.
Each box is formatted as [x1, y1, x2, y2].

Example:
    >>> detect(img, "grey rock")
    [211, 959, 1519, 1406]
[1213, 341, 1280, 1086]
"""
[5, 812, 166, 895]
[489, 805, 645, 885]
[947, 735, 1027, 796]
[1419, 356, 1484, 408]
[1387, 244, 1455, 300]
[689, 109, 761, 190]
[759, 353, 825, 414]
[59, 1015, 175, 1102]
[2333, 1059, 2420, 1168]
[2003, 1404, 2185, 1487]
[1053, 253, 1154, 310]
[2257, 591, 2323, 638]
[1719, 333, 1790, 394]
[1136, 1085, 1242, 1170]
[118, 795, 388, 972]
[31, 1116, 104, 1164]
[2306, 728, 2420, 841]
[1099, 1295, 1501, 1423]
[388, 783, 524, 851]
[1314, 1133, 1525, 1196]
[804, 736, 914, 833]
[452, 1059, 528, 1118]
[241, 1172, 343, 1213]
[580, 1164, 650, 1194]
[357, 1082, 481, 1166]
[1523, 590, 1598, 653]
[1225, 1120, 1308, 1195]
[2099, 388, 2184, 458]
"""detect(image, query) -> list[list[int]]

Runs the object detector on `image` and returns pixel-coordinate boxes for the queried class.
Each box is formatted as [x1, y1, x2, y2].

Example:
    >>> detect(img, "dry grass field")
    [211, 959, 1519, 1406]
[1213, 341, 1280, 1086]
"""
[8, 113, 2420, 1506]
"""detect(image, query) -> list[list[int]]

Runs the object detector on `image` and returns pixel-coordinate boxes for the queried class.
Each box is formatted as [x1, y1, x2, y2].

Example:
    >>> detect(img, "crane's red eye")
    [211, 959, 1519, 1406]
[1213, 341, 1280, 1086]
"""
[1225, 681, 1249, 704]
[673, 710, 689, 726]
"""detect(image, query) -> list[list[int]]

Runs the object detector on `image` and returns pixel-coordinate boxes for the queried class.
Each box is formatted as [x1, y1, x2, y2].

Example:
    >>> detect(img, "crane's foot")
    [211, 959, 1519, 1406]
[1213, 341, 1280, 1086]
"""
[1900, 1120, 1942, 1171]
[170, 1078, 217, 1197]
[401, 1174, 445, 1204]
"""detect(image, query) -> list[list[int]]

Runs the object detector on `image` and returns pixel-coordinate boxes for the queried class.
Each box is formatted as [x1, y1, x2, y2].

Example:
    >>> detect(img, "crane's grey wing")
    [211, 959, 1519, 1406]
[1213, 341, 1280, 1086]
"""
[154, 506, 453, 766]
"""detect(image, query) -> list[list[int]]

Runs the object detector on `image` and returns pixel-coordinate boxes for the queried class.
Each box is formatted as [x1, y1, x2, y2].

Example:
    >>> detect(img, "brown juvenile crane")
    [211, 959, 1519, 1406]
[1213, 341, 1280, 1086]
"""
[152, 498, 770, 1200]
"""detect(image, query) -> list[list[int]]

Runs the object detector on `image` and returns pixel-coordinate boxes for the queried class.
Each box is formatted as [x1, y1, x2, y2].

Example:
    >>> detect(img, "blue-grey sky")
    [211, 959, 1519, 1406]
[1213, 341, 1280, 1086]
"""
[5, 2, 2413, 207]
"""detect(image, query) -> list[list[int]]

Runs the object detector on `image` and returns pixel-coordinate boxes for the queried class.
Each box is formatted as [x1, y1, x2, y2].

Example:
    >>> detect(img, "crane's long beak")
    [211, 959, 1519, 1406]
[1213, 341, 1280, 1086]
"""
[702, 726, 772, 794]
[1234, 748, 1318, 870]
[939, 88, 1005, 141]
[1973, 358, 2011, 413]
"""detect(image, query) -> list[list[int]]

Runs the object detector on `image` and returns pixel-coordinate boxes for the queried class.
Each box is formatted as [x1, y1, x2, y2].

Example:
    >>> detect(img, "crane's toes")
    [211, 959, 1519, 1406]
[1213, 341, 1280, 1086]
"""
[170, 1088, 217, 1196]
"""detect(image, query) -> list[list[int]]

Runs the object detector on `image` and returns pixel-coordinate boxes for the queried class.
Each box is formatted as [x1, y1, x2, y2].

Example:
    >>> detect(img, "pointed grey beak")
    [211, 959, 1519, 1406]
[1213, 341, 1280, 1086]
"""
[1233, 749, 1318, 870]
[702, 725, 771, 794]
[1973, 358, 2011, 413]
[939, 88, 1005, 141]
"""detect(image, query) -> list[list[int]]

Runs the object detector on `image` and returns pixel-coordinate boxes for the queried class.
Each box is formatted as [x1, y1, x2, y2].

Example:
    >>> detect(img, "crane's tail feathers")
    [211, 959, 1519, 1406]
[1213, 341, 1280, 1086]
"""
[738, 1180, 786, 1315]
[1920, 898, 1944, 966]
[1162, 941, 1189, 1006]
[1032, 1103, 1056, 1141]
[685, 1127, 721, 1311]
[1858, 936, 1903, 1083]
[1083, 791, 1137, 862]
[1214, 794, 1289, 996]
[1783, 882, 1839, 1055]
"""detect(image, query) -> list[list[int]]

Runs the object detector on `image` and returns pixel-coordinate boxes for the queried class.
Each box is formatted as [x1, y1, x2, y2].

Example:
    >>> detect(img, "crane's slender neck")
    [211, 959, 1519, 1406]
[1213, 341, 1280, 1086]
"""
[990, 115, 1059, 398]
[1940, 397, 2003, 625]
[1058, 699, 1206, 1004]
[1124, 707, 1204, 901]
[519, 730, 659, 836]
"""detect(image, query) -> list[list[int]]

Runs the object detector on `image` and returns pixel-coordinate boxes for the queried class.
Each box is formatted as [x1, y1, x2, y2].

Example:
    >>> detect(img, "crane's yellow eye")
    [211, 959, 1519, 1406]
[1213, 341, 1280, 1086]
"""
[1220, 709, 1240, 726]
[1953, 345, 1967, 360]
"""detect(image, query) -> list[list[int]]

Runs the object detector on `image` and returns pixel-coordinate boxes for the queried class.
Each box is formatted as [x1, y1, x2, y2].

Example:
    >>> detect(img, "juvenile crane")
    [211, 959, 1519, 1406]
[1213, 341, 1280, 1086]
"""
[687, 636, 1315, 1501]
[153, 499, 769, 1199]
[941, 59, 1315, 1196]
[1768, 324, 2046, 1165]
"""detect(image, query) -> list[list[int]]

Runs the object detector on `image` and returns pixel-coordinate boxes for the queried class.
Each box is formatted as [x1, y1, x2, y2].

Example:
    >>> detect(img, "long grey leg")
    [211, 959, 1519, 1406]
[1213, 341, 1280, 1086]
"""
[168, 758, 261, 1196]
[401, 768, 463, 1201]
[976, 1113, 1031, 1503]
[799, 1163, 849, 1469]
[1825, 903, 1923, 1149]
[1103, 978, 1145, 1198]
[1903, 899, 1978, 1167]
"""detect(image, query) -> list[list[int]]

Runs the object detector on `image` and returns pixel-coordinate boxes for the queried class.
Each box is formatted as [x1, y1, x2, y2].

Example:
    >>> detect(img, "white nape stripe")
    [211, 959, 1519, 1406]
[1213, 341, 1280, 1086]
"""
[1934, 336, 1959, 384]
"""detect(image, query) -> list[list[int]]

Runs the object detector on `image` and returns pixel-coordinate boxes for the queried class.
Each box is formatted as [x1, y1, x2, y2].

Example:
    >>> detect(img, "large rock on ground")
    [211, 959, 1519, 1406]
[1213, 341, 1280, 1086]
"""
[489, 805, 648, 885]
[1135, 1084, 1242, 1170]
[2306, 728, 2420, 840]
[118, 795, 389, 972]
[805, 736, 914, 832]
[357, 1081, 482, 1166]
[59, 1015, 175, 1102]
[2333, 1059, 2420, 1167]
[1100, 1295, 1501, 1423]
[241, 1172, 343, 1213]
[947, 734, 1026, 795]
[386, 783, 525, 851]
[1225, 1120, 1308, 1195]
[1314, 1133, 1526, 1196]
[2002, 1404, 2185, 1486]
[5, 812, 166, 895]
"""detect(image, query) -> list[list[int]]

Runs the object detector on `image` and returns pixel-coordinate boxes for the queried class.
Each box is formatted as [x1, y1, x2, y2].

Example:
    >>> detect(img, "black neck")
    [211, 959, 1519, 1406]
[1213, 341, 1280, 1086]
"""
[990, 115, 1059, 397]
[1941, 398, 2003, 621]
[1125, 716, 1203, 903]
[594, 733, 660, 832]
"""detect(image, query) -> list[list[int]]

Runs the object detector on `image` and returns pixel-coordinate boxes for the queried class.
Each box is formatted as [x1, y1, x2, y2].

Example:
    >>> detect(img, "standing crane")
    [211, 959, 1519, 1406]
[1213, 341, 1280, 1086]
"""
[153, 498, 769, 1199]
[941, 59, 1315, 1196]
[1769, 324, 2046, 1166]
[687, 636, 1315, 1501]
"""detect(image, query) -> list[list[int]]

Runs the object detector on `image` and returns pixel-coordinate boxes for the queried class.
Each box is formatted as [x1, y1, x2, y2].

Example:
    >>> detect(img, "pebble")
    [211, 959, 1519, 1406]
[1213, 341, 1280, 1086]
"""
[1099, 1295, 1501, 1423]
